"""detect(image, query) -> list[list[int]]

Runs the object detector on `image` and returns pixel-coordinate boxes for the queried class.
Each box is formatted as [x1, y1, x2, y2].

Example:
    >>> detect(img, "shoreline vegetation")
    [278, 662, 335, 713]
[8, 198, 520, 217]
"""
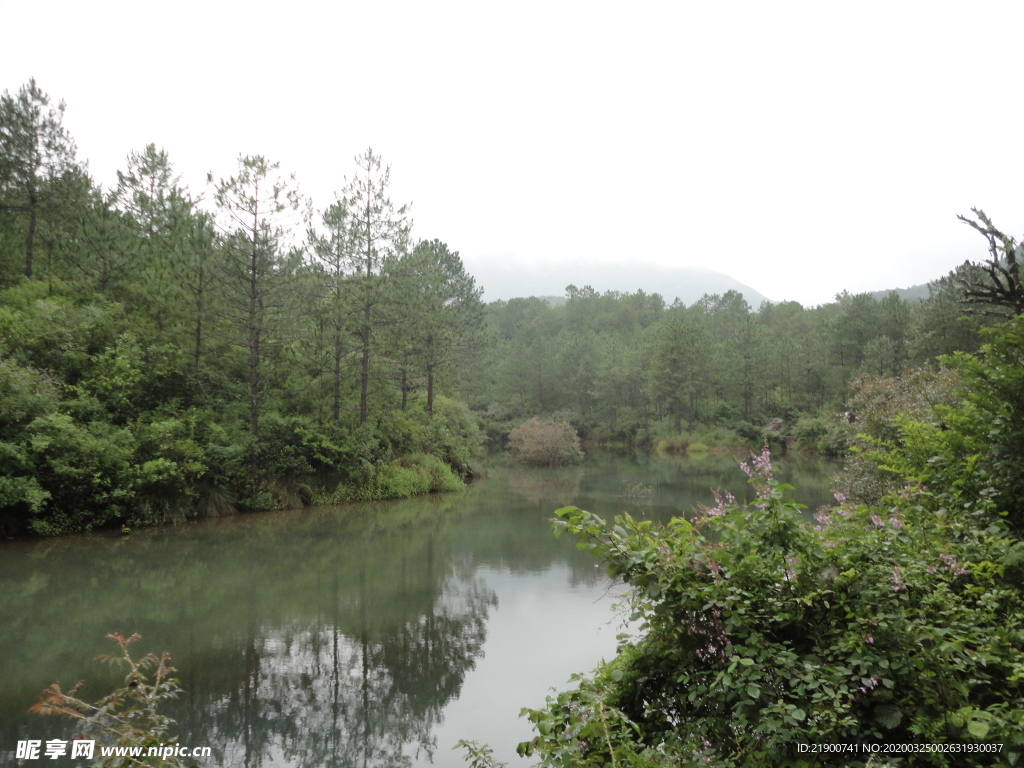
[0, 78, 1011, 540]
[8, 77, 1024, 764]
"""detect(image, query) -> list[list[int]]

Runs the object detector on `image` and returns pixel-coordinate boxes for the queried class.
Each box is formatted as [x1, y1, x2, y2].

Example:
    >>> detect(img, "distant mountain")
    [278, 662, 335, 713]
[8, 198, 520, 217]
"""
[464, 259, 772, 308]
[536, 295, 568, 306]
[868, 282, 932, 302]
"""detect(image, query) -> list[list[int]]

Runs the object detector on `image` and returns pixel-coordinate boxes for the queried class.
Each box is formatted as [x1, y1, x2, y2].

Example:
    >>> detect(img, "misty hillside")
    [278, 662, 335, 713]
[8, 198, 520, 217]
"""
[464, 259, 772, 307]
[869, 282, 932, 302]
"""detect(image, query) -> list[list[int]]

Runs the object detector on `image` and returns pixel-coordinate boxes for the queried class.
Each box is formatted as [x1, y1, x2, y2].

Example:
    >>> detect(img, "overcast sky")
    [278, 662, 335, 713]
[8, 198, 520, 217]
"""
[3, 1, 1022, 306]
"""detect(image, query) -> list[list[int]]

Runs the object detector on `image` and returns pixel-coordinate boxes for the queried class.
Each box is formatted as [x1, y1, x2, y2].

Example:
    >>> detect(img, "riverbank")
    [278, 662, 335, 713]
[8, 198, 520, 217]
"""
[3, 454, 838, 765]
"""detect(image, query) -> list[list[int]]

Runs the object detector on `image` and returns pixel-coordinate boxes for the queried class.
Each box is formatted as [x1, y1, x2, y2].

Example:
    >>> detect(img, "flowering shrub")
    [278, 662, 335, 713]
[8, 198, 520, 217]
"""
[504, 446, 1024, 767]
[506, 417, 583, 466]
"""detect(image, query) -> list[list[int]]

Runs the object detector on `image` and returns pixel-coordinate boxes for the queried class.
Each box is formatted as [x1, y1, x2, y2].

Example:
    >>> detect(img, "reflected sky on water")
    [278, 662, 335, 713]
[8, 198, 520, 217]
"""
[0, 453, 836, 767]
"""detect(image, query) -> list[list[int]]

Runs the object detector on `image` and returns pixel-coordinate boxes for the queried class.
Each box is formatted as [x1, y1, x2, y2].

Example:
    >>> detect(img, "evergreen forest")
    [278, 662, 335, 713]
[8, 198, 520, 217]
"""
[7, 80, 1024, 766]
[0, 78, 1008, 538]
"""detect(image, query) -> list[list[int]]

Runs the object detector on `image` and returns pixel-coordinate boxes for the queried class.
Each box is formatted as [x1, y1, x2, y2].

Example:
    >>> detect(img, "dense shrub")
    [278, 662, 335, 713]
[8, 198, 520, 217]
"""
[510, 447, 1024, 767]
[837, 367, 961, 505]
[792, 412, 850, 457]
[940, 317, 1024, 534]
[506, 417, 583, 466]
[313, 452, 465, 503]
[654, 435, 689, 454]
[22, 414, 136, 535]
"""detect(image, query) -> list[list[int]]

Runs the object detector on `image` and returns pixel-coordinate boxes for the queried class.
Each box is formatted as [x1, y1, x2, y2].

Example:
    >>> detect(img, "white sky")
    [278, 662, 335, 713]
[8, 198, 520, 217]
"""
[3, 0, 1023, 306]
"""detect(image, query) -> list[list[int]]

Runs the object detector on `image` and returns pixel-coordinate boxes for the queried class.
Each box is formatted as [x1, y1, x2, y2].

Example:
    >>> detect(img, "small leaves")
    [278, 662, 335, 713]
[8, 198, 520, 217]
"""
[522, 440, 1024, 766]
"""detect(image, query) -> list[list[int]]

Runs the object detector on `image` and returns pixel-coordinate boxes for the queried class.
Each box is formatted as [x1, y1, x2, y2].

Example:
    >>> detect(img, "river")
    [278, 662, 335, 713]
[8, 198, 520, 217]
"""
[0, 452, 836, 767]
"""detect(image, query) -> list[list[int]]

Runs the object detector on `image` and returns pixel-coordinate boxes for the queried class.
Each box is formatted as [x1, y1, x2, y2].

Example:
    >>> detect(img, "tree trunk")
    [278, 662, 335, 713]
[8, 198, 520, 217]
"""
[248, 226, 260, 474]
[333, 329, 342, 422]
[426, 363, 434, 415]
[193, 297, 203, 394]
[359, 310, 370, 424]
[24, 203, 36, 278]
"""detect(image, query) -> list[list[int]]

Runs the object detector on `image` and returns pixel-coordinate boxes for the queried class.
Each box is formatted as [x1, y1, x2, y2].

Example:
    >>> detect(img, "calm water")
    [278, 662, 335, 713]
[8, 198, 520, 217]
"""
[0, 453, 835, 767]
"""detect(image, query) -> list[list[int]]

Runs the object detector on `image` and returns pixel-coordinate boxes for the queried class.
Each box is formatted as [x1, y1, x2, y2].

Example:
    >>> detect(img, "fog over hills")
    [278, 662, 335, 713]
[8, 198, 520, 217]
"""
[464, 259, 773, 308]
[868, 282, 932, 302]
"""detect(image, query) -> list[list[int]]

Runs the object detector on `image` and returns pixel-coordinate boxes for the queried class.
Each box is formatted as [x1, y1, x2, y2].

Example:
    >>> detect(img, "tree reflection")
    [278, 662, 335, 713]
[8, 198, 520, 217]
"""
[175, 565, 495, 768]
[0, 457, 835, 764]
[506, 466, 584, 506]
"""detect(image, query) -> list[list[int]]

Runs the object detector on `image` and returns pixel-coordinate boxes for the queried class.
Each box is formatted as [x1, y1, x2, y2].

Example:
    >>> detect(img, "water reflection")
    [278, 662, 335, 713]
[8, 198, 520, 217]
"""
[178, 572, 496, 768]
[506, 467, 584, 507]
[0, 453, 836, 767]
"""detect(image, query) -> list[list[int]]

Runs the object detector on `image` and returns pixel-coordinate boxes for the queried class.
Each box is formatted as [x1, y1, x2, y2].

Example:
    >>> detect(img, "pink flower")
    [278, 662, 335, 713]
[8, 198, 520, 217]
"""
[891, 565, 906, 592]
[897, 484, 921, 500]
[865, 634, 874, 644]
[871, 514, 884, 527]
[739, 446, 773, 494]
[939, 553, 969, 575]
[707, 491, 735, 516]
[833, 491, 847, 504]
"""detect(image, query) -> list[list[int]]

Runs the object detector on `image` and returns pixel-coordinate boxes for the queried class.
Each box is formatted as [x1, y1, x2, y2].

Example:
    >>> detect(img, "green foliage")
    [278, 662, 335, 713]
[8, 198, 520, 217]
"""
[848, 317, 1024, 536]
[0, 83, 491, 536]
[379, 397, 485, 477]
[314, 451, 465, 503]
[464, 265, 994, 453]
[25, 413, 136, 534]
[507, 417, 584, 467]
[0, 79, 80, 280]
[503, 444, 1024, 767]
[428, 396, 486, 475]
[654, 435, 689, 454]
[455, 741, 508, 768]
[837, 366, 962, 506]
[32, 632, 193, 767]
[792, 413, 850, 457]
[939, 316, 1024, 534]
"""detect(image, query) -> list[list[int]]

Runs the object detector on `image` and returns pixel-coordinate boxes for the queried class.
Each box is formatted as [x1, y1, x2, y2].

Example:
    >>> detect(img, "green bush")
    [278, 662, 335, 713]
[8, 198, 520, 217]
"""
[398, 451, 466, 492]
[654, 435, 689, 454]
[837, 367, 961, 506]
[792, 412, 850, 457]
[378, 397, 484, 477]
[940, 316, 1024, 534]
[23, 414, 136, 534]
[313, 452, 466, 504]
[506, 445, 1024, 767]
[507, 417, 583, 466]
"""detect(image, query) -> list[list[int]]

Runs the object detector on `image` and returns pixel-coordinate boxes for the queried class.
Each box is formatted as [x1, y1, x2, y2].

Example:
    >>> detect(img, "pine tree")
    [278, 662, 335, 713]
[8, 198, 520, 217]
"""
[309, 197, 360, 422]
[336, 148, 411, 423]
[0, 79, 79, 278]
[390, 239, 484, 414]
[210, 155, 308, 456]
